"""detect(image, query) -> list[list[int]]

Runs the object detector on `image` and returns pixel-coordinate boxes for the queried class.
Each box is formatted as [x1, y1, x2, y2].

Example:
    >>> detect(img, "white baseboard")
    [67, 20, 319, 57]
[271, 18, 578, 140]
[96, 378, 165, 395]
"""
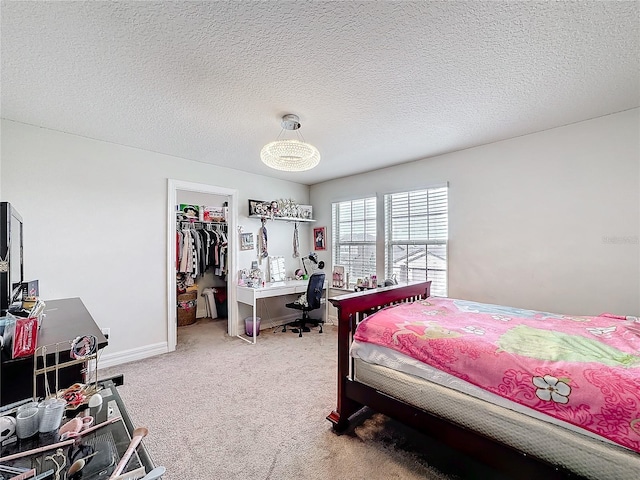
[97, 342, 169, 369]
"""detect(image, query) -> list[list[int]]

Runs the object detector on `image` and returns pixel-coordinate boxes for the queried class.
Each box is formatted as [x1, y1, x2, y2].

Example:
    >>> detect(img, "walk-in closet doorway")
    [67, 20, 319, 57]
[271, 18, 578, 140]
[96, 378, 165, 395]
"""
[167, 180, 238, 352]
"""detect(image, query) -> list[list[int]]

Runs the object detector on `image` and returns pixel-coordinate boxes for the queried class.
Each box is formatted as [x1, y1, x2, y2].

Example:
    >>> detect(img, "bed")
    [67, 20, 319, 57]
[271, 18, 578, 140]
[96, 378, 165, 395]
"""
[327, 281, 640, 480]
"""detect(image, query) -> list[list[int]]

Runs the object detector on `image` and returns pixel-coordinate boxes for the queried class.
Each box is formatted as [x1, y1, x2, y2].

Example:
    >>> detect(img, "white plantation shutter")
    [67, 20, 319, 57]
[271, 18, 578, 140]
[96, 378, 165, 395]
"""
[385, 186, 448, 296]
[332, 197, 376, 288]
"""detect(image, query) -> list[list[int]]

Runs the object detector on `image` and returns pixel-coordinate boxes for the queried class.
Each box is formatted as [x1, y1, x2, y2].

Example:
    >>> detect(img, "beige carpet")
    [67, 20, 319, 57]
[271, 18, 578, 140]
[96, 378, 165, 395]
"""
[101, 319, 498, 479]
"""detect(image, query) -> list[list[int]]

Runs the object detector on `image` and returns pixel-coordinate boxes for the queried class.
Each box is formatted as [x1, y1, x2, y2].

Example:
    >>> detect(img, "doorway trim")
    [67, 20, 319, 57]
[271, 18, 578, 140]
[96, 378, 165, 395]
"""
[167, 179, 239, 351]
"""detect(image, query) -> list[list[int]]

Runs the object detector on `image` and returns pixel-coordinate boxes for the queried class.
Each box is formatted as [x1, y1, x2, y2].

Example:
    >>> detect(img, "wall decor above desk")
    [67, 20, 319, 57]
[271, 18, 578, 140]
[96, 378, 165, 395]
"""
[249, 215, 315, 223]
[240, 232, 254, 250]
[248, 198, 314, 221]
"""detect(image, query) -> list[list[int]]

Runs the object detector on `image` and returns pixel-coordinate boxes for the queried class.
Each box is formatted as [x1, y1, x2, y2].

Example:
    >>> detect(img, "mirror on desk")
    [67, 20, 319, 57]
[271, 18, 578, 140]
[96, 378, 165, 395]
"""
[268, 256, 286, 282]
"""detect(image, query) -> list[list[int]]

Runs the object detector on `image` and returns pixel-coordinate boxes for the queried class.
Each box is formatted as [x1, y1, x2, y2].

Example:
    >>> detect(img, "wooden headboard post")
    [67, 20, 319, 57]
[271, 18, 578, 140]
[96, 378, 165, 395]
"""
[327, 281, 431, 433]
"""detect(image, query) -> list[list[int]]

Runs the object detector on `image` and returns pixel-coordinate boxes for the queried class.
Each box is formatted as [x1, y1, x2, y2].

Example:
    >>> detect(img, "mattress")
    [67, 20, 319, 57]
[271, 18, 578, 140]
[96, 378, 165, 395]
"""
[354, 358, 640, 480]
[351, 339, 614, 444]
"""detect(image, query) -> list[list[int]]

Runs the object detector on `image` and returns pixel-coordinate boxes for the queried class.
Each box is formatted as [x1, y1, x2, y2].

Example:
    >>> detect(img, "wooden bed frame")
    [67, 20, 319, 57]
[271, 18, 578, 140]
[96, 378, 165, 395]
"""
[327, 281, 587, 479]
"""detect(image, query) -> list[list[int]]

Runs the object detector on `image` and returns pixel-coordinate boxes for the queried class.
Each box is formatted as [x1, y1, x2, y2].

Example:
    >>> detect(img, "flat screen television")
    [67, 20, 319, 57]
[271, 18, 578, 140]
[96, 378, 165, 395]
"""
[0, 202, 24, 316]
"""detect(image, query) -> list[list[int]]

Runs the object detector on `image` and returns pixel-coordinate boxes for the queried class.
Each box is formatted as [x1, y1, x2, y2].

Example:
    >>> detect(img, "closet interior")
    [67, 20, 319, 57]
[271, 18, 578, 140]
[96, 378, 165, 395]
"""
[175, 192, 229, 332]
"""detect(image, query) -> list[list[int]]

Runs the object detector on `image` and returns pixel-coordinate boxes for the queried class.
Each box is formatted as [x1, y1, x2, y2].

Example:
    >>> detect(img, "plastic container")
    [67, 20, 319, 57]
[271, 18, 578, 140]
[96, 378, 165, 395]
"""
[244, 317, 261, 336]
[38, 398, 66, 433]
[15, 405, 39, 439]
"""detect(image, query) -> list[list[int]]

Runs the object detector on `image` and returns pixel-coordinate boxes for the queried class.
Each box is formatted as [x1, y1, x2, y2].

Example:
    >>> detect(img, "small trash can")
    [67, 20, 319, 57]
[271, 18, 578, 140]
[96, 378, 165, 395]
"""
[245, 317, 261, 336]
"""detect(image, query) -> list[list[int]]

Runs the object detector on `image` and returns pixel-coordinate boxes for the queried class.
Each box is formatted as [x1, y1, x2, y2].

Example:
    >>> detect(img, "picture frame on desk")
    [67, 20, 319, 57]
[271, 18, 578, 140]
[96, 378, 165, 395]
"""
[314, 227, 326, 251]
[332, 265, 345, 288]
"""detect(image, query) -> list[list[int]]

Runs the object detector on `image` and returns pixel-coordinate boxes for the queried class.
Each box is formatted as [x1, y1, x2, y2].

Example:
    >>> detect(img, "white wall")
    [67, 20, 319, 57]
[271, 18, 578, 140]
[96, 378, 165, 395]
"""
[0, 120, 311, 363]
[311, 109, 640, 316]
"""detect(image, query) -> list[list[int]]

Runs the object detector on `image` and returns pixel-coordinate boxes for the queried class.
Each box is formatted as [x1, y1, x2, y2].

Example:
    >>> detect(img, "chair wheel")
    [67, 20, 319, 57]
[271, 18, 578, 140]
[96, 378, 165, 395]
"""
[298, 331, 302, 337]
[319, 326, 323, 333]
[282, 326, 286, 332]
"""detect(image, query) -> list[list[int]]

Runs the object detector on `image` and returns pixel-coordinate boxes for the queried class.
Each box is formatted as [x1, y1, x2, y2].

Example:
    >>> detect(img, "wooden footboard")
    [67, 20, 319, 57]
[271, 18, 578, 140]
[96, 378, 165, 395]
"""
[327, 281, 431, 432]
[327, 281, 587, 480]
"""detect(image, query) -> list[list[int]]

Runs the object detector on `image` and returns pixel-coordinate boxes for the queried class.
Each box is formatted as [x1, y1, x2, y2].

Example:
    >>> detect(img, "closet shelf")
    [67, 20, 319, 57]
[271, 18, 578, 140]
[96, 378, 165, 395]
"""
[249, 214, 315, 223]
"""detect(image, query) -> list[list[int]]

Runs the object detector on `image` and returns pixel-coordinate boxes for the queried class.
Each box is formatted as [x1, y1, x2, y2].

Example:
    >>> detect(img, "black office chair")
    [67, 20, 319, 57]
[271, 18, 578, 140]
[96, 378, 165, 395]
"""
[283, 272, 325, 337]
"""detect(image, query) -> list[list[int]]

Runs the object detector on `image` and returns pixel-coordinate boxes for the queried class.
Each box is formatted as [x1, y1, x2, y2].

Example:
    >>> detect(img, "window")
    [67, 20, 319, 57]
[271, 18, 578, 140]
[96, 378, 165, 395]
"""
[384, 186, 448, 296]
[332, 197, 376, 288]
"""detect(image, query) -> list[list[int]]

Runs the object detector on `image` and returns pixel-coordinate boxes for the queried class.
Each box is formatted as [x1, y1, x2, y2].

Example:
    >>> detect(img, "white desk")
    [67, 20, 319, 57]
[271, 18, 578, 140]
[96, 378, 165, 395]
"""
[236, 279, 328, 344]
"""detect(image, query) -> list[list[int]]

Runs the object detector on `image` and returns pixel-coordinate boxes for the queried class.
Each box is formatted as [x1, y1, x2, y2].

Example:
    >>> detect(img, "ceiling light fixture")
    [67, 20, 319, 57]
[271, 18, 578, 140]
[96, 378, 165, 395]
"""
[260, 114, 320, 171]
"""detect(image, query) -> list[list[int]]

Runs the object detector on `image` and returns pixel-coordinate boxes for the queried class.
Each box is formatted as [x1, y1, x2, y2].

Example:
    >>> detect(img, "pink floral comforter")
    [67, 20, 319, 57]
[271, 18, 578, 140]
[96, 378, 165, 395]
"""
[353, 297, 640, 452]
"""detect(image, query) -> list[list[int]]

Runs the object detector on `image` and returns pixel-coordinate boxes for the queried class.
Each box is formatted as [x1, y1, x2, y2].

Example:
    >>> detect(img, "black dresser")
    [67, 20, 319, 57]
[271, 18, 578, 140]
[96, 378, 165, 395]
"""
[1, 297, 108, 406]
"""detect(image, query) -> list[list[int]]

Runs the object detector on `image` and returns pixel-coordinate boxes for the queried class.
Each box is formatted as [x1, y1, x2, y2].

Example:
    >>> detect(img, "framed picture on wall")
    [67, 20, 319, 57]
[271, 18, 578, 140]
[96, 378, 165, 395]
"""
[240, 232, 254, 251]
[314, 227, 326, 251]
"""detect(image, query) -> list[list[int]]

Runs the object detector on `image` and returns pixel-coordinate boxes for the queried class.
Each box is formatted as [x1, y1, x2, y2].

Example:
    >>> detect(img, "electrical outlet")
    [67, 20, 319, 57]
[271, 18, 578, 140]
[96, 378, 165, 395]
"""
[102, 327, 110, 340]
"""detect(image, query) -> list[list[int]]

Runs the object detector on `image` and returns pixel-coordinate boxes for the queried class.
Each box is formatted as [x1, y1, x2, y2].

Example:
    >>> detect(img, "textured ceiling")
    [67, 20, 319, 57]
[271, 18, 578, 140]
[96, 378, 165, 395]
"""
[1, 1, 639, 185]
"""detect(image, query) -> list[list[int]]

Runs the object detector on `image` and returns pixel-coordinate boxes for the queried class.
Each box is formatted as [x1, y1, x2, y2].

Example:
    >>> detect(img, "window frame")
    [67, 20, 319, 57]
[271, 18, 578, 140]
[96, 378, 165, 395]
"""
[383, 184, 448, 296]
[331, 196, 377, 290]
